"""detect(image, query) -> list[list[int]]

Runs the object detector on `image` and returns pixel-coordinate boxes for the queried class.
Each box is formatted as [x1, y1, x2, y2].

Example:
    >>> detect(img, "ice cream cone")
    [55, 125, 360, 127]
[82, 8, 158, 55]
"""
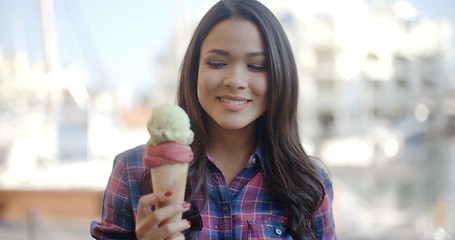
[144, 104, 194, 234]
[151, 162, 189, 225]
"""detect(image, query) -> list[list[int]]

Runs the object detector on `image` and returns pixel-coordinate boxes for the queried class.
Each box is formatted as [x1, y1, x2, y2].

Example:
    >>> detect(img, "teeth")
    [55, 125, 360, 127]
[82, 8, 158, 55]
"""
[220, 98, 248, 105]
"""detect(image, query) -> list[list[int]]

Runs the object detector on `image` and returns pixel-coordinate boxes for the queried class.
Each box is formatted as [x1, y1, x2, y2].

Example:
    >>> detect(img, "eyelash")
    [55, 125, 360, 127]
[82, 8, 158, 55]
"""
[205, 61, 266, 71]
[248, 64, 266, 71]
[206, 61, 226, 68]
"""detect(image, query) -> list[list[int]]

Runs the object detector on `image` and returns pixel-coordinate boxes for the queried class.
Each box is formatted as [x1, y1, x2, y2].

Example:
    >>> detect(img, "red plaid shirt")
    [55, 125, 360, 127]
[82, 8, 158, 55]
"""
[91, 145, 336, 239]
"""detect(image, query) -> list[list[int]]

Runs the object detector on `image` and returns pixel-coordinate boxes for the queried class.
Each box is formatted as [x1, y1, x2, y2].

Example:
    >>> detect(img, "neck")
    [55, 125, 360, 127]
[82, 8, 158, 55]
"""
[206, 118, 257, 169]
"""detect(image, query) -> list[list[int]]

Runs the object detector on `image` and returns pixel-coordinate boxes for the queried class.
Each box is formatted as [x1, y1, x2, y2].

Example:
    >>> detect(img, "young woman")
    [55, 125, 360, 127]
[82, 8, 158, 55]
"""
[91, 0, 336, 239]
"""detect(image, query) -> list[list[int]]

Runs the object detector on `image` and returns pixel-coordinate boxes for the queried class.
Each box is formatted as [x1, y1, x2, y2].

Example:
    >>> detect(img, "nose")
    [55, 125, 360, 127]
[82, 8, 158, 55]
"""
[223, 64, 247, 90]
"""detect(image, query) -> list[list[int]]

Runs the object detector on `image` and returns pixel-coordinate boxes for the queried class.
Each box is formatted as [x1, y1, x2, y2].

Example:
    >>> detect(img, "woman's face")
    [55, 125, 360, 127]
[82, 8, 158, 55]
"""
[197, 18, 268, 131]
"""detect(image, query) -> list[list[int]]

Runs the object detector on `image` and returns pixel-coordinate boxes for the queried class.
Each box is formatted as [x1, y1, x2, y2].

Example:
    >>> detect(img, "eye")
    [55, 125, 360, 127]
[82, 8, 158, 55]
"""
[248, 63, 267, 71]
[206, 61, 226, 68]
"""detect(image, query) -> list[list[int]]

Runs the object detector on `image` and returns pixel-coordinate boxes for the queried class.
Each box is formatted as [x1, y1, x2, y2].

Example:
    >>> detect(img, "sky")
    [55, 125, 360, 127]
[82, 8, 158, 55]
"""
[0, 0, 214, 94]
[1, 0, 454, 97]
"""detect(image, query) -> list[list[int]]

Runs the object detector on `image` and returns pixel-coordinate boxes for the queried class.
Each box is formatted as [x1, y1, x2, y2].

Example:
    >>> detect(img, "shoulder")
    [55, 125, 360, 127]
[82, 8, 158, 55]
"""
[311, 159, 337, 239]
[110, 145, 147, 184]
[311, 158, 333, 192]
[113, 145, 146, 168]
[105, 145, 148, 205]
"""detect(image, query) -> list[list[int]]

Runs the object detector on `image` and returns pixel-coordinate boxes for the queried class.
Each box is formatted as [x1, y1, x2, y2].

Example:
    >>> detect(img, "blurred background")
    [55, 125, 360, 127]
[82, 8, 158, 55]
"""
[0, 0, 454, 239]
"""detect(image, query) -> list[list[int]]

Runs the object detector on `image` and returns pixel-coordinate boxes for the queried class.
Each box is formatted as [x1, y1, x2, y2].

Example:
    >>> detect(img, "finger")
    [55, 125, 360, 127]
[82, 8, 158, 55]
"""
[138, 201, 191, 234]
[136, 192, 173, 221]
[142, 219, 190, 240]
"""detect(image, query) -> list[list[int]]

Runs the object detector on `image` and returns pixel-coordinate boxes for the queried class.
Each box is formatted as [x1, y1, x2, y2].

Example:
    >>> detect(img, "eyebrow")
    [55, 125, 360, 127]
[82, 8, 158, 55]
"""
[204, 49, 267, 57]
[246, 52, 267, 57]
[205, 49, 229, 56]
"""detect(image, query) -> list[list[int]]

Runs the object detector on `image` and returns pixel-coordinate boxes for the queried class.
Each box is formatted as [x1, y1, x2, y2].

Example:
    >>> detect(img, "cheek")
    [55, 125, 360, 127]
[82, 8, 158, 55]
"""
[197, 71, 211, 102]
[197, 69, 219, 94]
[254, 75, 268, 97]
[196, 66, 204, 95]
[196, 76, 204, 102]
[255, 76, 269, 111]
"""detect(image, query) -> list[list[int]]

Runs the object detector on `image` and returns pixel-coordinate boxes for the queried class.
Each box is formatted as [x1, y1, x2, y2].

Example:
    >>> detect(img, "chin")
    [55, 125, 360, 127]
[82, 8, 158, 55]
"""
[217, 119, 255, 131]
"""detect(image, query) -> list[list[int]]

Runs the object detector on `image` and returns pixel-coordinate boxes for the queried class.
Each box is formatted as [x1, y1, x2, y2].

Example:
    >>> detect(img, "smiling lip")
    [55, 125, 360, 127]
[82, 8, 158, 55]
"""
[217, 95, 250, 111]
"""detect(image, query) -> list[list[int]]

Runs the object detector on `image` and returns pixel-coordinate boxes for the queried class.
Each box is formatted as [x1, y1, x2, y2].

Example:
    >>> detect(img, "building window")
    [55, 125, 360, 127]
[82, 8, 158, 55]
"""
[396, 77, 408, 89]
[318, 111, 334, 136]
[422, 77, 434, 88]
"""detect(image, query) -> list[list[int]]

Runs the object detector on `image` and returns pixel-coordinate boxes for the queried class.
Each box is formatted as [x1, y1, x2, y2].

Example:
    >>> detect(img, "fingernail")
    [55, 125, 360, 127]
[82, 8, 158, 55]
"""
[182, 202, 191, 208]
[164, 192, 173, 197]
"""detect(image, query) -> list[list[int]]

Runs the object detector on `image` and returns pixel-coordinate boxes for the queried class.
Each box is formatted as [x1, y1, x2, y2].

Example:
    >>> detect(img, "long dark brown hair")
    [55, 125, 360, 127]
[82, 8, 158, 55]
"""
[173, 0, 326, 239]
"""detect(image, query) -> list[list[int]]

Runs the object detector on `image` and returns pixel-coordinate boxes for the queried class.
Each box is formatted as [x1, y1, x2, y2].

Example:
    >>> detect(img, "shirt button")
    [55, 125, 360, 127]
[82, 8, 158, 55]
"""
[275, 228, 283, 235]
[221, 206, 228, 213]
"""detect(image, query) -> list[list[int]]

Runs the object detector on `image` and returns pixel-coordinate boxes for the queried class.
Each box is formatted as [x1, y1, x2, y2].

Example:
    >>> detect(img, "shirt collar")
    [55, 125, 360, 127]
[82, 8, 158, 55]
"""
[254, 143, 267, 174]
[205, 145, 265, 172]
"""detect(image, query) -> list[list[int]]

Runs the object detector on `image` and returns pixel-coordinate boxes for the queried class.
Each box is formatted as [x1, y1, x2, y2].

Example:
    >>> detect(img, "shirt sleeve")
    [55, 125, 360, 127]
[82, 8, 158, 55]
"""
[90, 151, 138, 240]
[313, 167, 337, 240]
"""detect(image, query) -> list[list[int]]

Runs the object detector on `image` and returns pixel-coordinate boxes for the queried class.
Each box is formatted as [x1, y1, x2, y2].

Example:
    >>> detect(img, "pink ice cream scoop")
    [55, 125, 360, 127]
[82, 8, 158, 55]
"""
[143, 142, 193, 168]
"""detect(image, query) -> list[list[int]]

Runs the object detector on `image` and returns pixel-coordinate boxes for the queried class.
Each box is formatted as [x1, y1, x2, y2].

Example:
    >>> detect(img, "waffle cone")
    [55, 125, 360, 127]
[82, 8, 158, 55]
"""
[151, 163, 189, 225]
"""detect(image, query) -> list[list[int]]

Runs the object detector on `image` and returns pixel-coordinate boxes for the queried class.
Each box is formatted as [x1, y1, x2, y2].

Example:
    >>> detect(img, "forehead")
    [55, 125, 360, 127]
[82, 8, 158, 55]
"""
[201, 18, 266, 53]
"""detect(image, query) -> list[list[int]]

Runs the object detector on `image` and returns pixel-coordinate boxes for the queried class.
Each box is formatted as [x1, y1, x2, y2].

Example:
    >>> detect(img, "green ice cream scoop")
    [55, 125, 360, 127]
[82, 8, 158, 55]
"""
[147, 104, 194, 145]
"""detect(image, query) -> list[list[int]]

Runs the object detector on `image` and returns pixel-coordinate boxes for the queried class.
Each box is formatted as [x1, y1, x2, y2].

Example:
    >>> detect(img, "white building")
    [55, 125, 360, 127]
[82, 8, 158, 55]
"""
[270, 0, 453, 164]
